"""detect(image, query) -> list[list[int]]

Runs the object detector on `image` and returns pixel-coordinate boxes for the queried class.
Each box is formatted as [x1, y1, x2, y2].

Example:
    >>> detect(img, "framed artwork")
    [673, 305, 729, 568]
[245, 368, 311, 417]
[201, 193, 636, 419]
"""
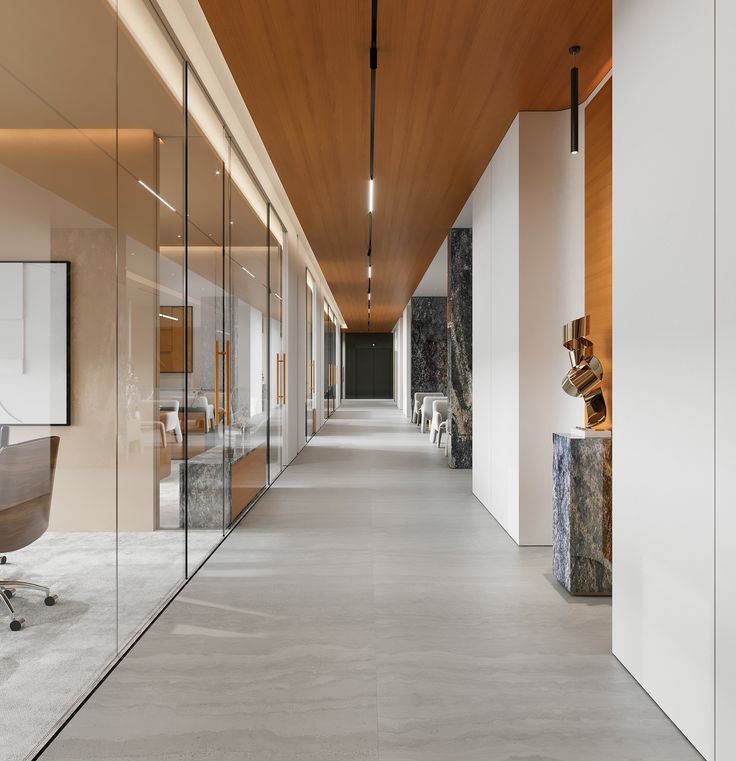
[0, 261, 71, 426]
[159, 305, 193, 373]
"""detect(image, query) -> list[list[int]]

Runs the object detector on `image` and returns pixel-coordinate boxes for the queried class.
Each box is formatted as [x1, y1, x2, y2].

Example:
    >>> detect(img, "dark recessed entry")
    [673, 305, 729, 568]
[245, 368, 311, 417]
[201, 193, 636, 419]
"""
[345, 332, 393, 399]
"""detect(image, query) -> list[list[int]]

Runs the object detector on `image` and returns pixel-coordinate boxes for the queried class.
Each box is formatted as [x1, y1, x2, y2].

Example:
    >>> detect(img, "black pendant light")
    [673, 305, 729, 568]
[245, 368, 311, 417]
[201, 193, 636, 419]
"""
[569, 45, 581, 155]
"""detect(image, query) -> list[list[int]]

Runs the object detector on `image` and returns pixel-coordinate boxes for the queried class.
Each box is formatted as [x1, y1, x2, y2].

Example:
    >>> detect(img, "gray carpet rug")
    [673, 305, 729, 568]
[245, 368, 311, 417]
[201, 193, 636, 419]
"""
[0, 529, 219, 761]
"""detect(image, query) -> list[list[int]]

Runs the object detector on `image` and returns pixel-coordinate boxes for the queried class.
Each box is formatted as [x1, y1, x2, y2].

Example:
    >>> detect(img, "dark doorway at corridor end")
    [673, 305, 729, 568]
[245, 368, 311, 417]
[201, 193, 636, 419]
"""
[345, 332, 393, 399]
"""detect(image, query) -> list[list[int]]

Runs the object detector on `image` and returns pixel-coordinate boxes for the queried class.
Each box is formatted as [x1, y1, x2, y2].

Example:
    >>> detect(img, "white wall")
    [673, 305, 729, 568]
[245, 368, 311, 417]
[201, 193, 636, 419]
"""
[716, 2, 736, 757]
[413, 239, 448, 297]
[486, 118, 521, 540]
[471, 112, 583, 546]
[518, 111, 584, 542]
[471, 160, 493, 512]
[612, 1, 715, 758]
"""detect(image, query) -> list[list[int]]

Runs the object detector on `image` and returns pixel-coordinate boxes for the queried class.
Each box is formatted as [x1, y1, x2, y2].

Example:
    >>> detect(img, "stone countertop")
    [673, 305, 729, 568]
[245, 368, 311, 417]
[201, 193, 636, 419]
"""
[186, 439, 262, 466]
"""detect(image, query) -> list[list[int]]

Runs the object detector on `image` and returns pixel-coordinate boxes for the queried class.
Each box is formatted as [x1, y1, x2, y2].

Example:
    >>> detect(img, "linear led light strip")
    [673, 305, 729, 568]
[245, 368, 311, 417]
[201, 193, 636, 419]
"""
[159, 312, 178, 321]
[114, 0, 283, 247]
[138, 179, 176, 212]
[367, 0, 378, 330]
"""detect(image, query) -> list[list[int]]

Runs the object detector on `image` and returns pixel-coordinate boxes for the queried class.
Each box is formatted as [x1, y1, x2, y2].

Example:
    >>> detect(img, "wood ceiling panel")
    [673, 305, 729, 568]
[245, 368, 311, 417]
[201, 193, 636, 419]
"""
[200, 0, 611, 331]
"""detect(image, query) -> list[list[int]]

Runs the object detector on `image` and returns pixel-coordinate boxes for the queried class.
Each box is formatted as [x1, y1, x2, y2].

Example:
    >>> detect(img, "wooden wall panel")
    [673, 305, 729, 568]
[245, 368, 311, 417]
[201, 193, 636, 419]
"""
[585, 78, 613, 429]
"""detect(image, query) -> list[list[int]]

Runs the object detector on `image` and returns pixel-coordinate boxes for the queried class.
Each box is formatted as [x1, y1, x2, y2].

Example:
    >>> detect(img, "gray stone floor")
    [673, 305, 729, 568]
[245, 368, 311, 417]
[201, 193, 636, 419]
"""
[39, 400, 703, 760]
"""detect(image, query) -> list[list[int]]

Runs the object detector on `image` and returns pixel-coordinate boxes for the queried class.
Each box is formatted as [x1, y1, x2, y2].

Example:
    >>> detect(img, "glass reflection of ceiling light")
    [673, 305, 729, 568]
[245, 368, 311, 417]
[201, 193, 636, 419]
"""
[159, 312, 178, 321]
[368, 265, 372, 278]
[274, 293, 283, 301]
[369, 178, 374, 212]
[215, 170, 220, 175]
[138, 179, 176, 212]
[241, 266, 255, 278]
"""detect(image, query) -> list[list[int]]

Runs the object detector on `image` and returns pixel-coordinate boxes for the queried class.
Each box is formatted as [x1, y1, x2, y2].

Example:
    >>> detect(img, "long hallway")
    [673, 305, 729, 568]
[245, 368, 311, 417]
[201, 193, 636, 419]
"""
[41, 401, 699, 761]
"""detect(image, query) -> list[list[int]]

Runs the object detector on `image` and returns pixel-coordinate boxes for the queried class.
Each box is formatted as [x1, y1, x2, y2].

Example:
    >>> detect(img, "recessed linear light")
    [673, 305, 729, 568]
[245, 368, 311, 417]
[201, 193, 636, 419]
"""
[369, 178, 374, 213]
[241, 266, 255, 278]
[159, 312, 178, 321]
[138, 179, 176, 212]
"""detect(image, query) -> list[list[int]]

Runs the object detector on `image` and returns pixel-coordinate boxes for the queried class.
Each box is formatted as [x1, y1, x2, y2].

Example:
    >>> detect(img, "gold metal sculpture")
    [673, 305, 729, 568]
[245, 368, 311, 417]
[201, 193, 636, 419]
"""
[561, 316, 607, 428]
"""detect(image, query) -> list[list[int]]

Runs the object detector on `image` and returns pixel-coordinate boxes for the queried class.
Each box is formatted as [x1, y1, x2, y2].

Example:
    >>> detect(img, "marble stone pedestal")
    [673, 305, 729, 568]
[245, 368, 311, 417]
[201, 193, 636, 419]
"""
[553, 433, 612, 595]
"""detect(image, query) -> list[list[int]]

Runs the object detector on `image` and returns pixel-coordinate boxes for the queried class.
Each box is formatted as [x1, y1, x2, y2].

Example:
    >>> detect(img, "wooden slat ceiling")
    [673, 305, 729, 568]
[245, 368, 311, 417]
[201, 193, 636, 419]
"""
[199, 0, 611, 331]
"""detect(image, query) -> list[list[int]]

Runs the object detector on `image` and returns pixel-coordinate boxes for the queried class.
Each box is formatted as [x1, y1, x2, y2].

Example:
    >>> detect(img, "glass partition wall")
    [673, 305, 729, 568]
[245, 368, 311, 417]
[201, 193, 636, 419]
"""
[323, 304, 338, 418]
[0, 2, 283, 759]
[306, 271, 317, 439]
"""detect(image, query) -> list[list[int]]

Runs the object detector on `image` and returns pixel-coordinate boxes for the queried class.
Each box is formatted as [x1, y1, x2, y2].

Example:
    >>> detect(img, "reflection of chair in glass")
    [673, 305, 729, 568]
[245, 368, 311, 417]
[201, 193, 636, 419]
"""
[0, 436, 60, 631]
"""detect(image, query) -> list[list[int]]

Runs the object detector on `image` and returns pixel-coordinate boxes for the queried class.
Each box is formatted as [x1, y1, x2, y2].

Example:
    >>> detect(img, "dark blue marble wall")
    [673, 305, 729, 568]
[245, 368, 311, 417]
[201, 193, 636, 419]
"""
[410, 296, 447, 406]
[552, 433, 612, 595]
[447, 228, 472, 468]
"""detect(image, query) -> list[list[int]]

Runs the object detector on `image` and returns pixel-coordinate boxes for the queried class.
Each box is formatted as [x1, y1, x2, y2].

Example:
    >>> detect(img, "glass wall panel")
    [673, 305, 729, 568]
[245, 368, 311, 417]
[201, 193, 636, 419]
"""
[306, 270, 316, 439]
[116, 0, 186, 647]
[184, 73, 227, 572]
[0, 0, 118, 754]
[225, 145, 268, 521]
[268, 208, 285, 482]
[0, 3, 290, 758]
[323, 304, 338, 418]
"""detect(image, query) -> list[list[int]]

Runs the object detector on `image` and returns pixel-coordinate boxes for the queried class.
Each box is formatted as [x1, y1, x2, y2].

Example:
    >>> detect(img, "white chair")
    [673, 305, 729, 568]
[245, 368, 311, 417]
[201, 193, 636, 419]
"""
[437, 414, 451, 450]
[421, 395, 447, 433]
[412, 392, 443, 424]
[430, 398, 449, 443]
[191, 395, 215, 432]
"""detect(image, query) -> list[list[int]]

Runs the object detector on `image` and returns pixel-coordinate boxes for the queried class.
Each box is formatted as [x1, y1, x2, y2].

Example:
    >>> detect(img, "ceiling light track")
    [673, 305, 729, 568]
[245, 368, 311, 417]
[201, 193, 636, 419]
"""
[367, 0, 378, 330]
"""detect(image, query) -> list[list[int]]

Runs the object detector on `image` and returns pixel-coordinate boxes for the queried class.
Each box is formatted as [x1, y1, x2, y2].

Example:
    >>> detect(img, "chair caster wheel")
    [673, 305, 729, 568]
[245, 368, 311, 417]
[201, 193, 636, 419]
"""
[44, 595, 57, 606]
[2, 589, 14, 599]
[9, 618, 24, 631]
[0, 555, 6, 564]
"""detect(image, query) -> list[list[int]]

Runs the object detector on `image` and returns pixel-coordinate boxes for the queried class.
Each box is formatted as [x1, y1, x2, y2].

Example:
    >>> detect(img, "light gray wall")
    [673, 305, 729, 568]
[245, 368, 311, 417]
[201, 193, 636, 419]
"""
[470, 111, 584, 545]
[613, 1, 715, 757]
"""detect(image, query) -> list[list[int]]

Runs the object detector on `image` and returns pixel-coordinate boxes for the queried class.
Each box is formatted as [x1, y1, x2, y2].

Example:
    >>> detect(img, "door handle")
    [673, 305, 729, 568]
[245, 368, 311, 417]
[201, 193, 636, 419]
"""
[276, 353, 286, 404]
[281, 353, 287, 404]
[225, 339, 231, 425]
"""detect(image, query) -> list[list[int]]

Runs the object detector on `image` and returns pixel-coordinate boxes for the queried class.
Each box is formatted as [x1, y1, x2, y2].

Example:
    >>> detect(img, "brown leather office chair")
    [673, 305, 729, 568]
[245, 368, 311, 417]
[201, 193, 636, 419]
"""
[0, 436, 60, 631]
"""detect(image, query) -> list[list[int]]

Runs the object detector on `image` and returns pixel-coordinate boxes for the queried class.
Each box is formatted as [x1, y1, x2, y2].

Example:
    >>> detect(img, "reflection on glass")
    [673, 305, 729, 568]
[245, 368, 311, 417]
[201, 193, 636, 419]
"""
[0, 2, 285, 759]
[268, 208, 285, 482]
[117, 0, 186, 647]
[226, 144, 268, 522]
[0, 0, 118, 754]
[306, 270, 316, 439]
[323, 304, 337, 418]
